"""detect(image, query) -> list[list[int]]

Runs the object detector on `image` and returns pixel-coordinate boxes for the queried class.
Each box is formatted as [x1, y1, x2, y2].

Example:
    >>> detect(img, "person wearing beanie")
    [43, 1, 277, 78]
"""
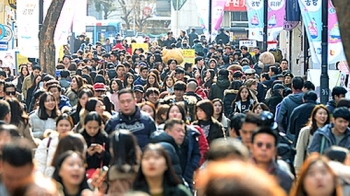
[209, 69, 230, 100]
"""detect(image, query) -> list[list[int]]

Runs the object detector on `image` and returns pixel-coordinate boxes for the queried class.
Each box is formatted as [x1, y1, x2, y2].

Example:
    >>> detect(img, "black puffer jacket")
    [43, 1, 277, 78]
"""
[209, 77, 230, 100]
[149, 131, 183, 182]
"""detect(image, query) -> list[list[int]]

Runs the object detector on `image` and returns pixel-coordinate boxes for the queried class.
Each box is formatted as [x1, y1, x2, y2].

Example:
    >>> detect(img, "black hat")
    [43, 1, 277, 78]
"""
[273, 84, 285, 91]
[232, 71, 243, 78]
[218, 69, 229, 77]
[194, 39, 200, 43]
[63, 55, 72, 60]
[283, 72, 294, 78]
[133, 85, 144, 93]
[175, 67, 185, 74]
[107, 63, 115, 69]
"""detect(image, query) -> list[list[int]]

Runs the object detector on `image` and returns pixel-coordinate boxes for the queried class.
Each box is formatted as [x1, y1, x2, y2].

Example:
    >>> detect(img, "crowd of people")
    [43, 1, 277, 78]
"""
[0, 28, 349, 196]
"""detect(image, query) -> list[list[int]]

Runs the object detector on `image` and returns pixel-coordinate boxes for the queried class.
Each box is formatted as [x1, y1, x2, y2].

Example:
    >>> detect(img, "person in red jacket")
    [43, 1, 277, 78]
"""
[112, 39, 125, 51]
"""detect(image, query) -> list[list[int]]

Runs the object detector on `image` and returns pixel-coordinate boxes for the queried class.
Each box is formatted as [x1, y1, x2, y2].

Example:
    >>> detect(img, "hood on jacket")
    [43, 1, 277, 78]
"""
[287, 93, 304, 105]
[224, 89, 239, 96]
[216, 77, 230, 89]
[150, 131, 178, 148]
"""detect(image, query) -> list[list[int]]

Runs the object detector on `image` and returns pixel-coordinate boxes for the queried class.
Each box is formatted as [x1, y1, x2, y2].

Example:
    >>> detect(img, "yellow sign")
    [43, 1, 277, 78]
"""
[182, 49, 195, 65]
[132, 43, 149, 53]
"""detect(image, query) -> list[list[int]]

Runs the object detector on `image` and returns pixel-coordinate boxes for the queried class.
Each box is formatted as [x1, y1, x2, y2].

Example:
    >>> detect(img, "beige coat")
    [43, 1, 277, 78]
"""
[294, 126, 313, 174]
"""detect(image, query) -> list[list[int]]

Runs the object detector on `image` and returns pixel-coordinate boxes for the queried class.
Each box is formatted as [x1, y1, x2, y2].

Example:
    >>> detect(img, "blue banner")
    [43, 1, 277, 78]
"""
[286, 0, 301, 21]
[246, 0, 265, 41]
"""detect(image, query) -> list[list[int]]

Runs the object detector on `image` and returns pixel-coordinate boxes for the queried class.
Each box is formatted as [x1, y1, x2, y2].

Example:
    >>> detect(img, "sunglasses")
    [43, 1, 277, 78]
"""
[5, 91, 16, 95]
[255, 142, 273, 149]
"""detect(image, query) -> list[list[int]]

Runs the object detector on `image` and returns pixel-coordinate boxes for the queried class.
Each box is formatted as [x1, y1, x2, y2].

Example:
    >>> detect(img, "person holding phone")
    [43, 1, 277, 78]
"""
[80, 112, 110, 179]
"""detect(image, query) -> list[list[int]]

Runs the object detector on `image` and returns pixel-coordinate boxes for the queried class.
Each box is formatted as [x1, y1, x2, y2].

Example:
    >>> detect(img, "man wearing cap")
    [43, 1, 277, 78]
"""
[93, 83, 107, 98]
[105, 89, 156, 149]
[209, 69, 230, 100]
[133, 85, 145, 103]
[284, 72, 294, 88]
[264, 83, 284, 115]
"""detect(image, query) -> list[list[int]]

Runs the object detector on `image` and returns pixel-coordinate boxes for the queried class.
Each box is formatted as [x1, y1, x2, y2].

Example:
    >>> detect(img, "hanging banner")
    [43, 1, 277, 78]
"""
[328, 0, 346, 65]
[246, 0, 264, 41]
[285, 0, 300, 22]
[299, 0, 346, 67]
[267, 0, 285, 41]
[211, 0, 227, 40]
[224, 0, 247, 11]
[54, 0, 76, 46]
[17, 0, 39, 58]
[194, 0, 209, 36]
[73, 0, 87, 35]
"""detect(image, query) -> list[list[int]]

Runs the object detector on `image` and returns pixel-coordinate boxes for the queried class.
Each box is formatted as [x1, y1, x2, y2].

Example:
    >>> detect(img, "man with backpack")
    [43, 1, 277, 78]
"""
[308, 107, 350, 154]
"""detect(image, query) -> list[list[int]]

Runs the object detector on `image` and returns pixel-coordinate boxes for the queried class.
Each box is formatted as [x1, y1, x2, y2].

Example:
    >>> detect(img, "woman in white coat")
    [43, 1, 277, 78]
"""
[34, 113, 74, 177]
[29, 92, 60, 139]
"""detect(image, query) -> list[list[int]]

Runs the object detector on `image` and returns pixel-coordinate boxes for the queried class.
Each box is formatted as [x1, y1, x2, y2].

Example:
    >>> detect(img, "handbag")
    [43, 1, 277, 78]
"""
[86, 142, 105, 179]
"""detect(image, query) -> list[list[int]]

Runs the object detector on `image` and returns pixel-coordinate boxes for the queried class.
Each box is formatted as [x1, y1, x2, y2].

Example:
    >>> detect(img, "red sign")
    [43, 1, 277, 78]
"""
[224, 0, 247, 12]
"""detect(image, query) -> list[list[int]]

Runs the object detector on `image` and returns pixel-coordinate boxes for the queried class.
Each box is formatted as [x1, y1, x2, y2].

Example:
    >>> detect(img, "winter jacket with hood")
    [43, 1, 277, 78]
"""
[104, 106, 156, 149]
[58, 95, 71, 110]
[277, 92, 304, 133]
[326, 99, 337, 114]
[209, 76, 230, 100]
[287, 100, 317, 144]
[149, 131, 184, 183]
[223, 89, 239, 117]
[264, 90, 283, 115]
[192, 117, 226, 145]
[308, 123, 350, 154]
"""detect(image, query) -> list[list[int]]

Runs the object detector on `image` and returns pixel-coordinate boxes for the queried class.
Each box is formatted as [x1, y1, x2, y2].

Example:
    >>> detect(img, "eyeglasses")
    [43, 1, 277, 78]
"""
[5, 91, 16, 95]
[255, 142, 273, 149]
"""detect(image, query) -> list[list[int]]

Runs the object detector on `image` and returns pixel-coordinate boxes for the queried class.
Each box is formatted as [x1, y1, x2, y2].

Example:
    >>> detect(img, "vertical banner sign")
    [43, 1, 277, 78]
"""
[73, 0, 87, 35]
[54, 0, 76, 46]
[211, 0, 227, 40]
[194, 0, 209, 36]
[17, 0, 39, 58]
[267, 0, 285, 41]
[285, 0, 300, 21]
[298, 0, 322, 66]
[246, 0, 264, 41]
[299, 0, 346, 67]
[328, 0, 346, 64]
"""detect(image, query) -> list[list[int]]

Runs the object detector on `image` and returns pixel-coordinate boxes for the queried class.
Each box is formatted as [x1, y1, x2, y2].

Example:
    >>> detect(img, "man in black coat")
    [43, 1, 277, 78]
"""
[287, 91, 318, 146]
[215, 28, 230, 45]
[264, 84, 284, 115]
[188, 28, 199, 47]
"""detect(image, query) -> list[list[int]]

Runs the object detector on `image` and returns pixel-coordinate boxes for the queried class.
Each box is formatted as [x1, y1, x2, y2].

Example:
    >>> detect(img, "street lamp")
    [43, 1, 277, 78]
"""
[320, 0, 329, 104]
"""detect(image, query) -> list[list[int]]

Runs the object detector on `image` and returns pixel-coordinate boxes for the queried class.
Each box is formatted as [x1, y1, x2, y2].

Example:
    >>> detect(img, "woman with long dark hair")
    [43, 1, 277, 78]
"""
[294, 105, 330, 174]
[192, 100, 226, 145]
[107, 130, 141, 195]
[232, 86, 256, 115]
[34, 113, 74, 177]
[52, 151, 92, 195]
[133, 144, 192, 196]
[108, 78, 123, 112]
[161, 75, 175, 94]
[212, 99, 230, 133]
[124, 72, 134, 89]
[26, 74, 42, 112]
[65, 75, 84, 107]
[71, 87, 94, 125]
[16, 65, 29, 93]
[144, 72, 161, 90]
[29, 92, 60, 139]
[7, 98, 36, 147]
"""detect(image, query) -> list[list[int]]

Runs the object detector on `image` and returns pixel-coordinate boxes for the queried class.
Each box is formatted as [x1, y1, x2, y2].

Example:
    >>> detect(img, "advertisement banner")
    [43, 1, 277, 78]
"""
[224, 0, 247, 11]
[299, 0, 346, 67]
[246, 0, 264, 41]
[285, 0, 300, 21]
[182, 49, 196, 65]
[17, 0, 39, 58]
[267, 0, 285, 41]
[211, 0, 227, 40]
[54, 0, 76, 46]
[194, 0, 210, 36]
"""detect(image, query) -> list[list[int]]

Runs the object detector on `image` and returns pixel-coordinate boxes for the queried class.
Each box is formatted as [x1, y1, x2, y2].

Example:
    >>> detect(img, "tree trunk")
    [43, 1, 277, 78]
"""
[39, 0, 66, 76]
[333, 0, 350, 69]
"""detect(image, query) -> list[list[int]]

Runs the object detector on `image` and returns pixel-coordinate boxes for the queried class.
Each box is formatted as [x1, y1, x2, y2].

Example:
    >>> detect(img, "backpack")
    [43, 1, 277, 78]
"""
[277, 132, 296, 176]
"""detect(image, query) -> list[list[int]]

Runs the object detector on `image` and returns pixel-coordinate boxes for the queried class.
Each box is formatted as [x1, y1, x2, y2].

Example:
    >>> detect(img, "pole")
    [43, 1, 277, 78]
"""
[39, 0, 44, 31]
[208, 0, 212, 43]
[303, 26, 309, 74]
[320, 0, 329, 104]
[263, 0, 268, 51]
[176, 0, 179, 35]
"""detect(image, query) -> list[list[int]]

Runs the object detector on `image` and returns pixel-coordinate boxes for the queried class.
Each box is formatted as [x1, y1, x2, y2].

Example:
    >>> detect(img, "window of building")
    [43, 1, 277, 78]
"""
[231, 12, 248, 22]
